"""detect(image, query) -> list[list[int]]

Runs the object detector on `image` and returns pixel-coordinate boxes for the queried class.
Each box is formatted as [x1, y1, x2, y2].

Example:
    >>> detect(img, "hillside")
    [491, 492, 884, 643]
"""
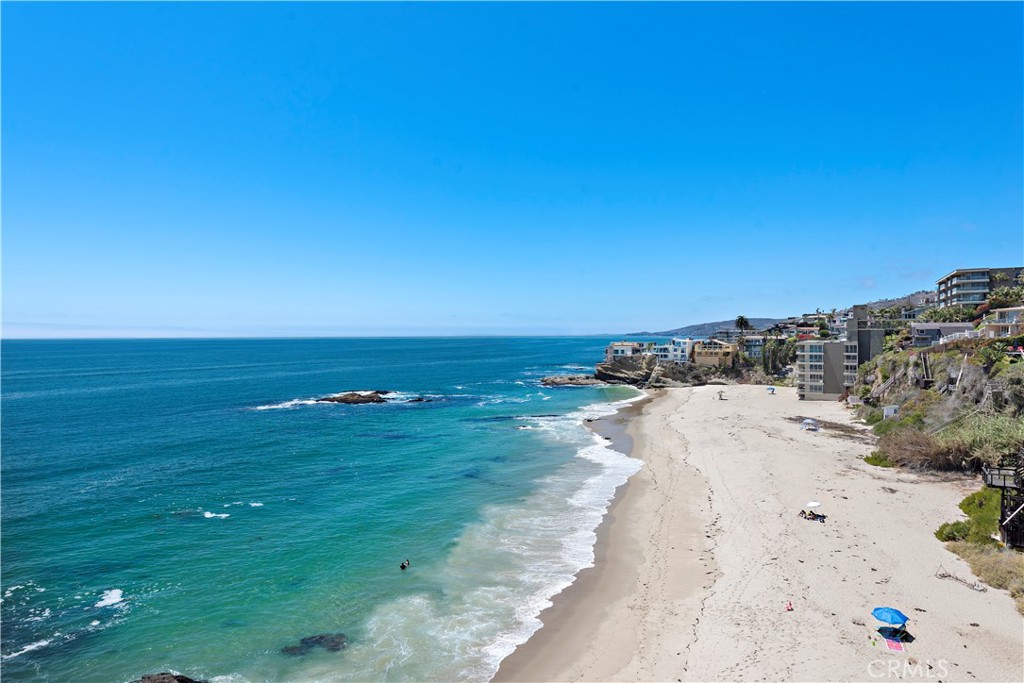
[860, 289, 934, 311]
[628, 318, 783, 338]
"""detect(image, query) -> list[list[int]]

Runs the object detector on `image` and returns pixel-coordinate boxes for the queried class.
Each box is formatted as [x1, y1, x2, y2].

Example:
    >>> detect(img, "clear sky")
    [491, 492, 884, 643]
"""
[3, 2, 1022, 337]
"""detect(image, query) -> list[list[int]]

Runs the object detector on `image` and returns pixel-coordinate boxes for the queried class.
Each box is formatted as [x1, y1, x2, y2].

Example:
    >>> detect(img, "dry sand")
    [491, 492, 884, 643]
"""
[494, 385, 1023, 682]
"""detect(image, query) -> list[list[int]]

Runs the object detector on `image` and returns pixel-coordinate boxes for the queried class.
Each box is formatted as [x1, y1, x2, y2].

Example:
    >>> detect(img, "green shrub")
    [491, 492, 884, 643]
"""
[938, 414, 1024, 467]
[864, 453, 894, 468]
[958, 488, 1001, 540]
[864, 409, 883, 425]
[935, 520, 970, 542]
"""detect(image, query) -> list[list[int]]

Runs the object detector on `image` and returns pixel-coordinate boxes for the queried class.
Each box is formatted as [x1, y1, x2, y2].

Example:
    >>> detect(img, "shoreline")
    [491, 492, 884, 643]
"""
[494, 385, 1023, 682]
[492, 390, 658, 680]
[494, 387, 713, 681]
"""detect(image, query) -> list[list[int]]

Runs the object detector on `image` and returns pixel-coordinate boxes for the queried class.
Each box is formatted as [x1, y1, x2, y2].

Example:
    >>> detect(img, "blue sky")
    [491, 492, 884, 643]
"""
[3, 2, 1022, 337]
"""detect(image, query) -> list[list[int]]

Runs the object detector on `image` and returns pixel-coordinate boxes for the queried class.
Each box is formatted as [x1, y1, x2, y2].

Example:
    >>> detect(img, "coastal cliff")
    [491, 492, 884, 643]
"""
[543, 356, 749, 389]
[595, 355, 730, 387]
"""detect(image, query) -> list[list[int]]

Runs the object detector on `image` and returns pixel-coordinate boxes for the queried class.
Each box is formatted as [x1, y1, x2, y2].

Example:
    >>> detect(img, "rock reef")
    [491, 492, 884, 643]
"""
[540, 374, 607, 386]
[317, 391, 389, 404]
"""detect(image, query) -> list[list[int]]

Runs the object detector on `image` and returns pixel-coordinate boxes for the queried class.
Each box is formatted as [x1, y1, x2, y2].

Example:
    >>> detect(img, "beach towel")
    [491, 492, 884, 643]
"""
[885, 638, 905, 652]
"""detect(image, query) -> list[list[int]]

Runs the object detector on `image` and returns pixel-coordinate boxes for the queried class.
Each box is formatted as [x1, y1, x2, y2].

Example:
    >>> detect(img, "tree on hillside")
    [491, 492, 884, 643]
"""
[987, 286, 1024, 310]
[919, 306, 975, 323]
[735, 315, 751, 332]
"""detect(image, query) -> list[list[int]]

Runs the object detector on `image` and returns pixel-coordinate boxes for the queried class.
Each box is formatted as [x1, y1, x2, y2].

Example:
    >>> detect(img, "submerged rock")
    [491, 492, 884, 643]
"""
[137, 674, 208, 683]
[406, 396, 432, 403]
[300, 633, 349, 651]
[281, 632, 349, 655]
[317, 391, 389, 405]
[540, 374, 606, 386]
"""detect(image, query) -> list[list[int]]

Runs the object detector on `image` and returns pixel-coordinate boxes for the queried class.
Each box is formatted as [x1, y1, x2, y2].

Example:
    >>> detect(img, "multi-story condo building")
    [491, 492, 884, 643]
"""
[796, 340, 859, 401]
[935, 267, 1023, 309]
[980, 307, 1024, 339]
[796, 305, 885, 400]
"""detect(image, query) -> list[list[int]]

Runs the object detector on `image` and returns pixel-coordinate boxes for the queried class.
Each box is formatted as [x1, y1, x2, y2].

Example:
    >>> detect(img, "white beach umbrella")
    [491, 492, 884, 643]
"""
[806, 501, 822, 508]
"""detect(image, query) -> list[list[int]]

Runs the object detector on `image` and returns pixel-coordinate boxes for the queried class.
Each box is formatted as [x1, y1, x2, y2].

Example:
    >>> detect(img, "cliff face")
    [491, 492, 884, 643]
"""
[595, 356, 725, 388]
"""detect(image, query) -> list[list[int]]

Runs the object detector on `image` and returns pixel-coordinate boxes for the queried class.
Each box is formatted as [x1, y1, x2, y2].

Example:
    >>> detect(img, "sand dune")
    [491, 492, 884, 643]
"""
[495, 385, 1022, 683]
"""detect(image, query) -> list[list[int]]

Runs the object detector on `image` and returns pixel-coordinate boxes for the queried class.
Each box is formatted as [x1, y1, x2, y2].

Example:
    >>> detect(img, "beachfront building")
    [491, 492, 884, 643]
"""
[845, 305, 889, 365]
[692, 339, 737, 367]
[710, 328, 744, 344]
[739, 335, 785, 361]
[796, 340, 859, 401]
[935, 267, 1023, 309]
[650, 337, 695, 364]
[979, 307, 1024, 339]
[605, 341, 644, 362]
[910, 322, 976, 348]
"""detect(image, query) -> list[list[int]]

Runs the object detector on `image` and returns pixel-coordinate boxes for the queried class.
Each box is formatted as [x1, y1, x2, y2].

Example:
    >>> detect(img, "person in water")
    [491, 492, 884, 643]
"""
[400, 559, 410, 571]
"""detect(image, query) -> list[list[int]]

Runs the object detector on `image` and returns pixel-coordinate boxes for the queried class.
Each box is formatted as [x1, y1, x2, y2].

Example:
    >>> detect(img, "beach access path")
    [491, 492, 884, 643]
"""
[494, 385, 1023, 683]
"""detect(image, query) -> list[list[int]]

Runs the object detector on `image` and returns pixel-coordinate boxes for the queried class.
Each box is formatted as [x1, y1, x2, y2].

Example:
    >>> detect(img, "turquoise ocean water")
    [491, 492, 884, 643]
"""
[1, 338, 641, 682]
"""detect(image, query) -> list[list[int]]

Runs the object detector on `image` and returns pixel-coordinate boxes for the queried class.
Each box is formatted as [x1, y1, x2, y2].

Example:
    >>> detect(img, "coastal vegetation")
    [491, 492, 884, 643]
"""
[936, 488, 1024, 614]
[854, 337, 1024, 471]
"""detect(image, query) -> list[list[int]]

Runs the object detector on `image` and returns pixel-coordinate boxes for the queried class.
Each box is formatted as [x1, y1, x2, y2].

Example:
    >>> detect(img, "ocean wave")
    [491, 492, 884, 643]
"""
[1, 639, 52, 661]
[316, 391, 644, 681]
[204, 511, 230, 519]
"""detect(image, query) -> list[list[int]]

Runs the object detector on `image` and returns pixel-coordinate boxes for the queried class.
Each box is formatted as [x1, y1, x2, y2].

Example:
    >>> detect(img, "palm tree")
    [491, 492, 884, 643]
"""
[735, 315, 751, 332]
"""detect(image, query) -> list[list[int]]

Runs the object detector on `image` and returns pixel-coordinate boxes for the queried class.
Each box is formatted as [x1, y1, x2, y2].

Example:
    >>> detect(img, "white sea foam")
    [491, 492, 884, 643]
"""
[94, 589, 124, 608]
[1, 639, 51, 661]
[254, 390, 422, 411]
[319, 389, 645, 681]
[248, 502, 263, 507]
[253, 398, 319, 410]
[26, 608, 51, 622]
[3, 584, 25, 599]
[89, 620, 101, 626]
[204, 512, 230, 519]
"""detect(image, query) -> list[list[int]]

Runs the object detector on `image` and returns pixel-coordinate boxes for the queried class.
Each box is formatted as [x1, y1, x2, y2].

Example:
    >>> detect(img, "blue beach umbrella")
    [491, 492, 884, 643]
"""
[871, 607, 909, 626]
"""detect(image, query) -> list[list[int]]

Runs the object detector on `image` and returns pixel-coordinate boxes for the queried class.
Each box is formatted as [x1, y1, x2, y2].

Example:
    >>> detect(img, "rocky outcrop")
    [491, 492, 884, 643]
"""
[282, 632, 349, 655]
[137, 675, 207, 683]
[540, 374, 606, 386]
[595, 356, 737, 388]
[595, 354, 661, 386]
[317, 391, 389, 404]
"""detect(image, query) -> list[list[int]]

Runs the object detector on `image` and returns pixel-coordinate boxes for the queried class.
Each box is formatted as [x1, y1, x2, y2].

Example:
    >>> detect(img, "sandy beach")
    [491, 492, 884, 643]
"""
[495, 385, 1023, 683]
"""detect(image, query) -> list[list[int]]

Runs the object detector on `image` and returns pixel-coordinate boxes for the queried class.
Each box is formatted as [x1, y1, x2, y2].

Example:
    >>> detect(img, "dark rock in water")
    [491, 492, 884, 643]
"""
[281, 632, 348, 655]
[406, 396, 432, 403]
[317, 391, 388, 405]
[540, 374, 606, 386]
[137, 674, 208, 683]
[300, 633, 349, 652]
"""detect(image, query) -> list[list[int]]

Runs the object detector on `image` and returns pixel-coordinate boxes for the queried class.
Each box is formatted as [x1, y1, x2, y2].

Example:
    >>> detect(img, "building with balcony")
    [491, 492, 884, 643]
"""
[935, 267, 1023, 309]
[692, 339, 737, 367]
[605, 341, 644, 362]
[909, 322, 976, 347]
[650, 338, 695, 364]
[979, 306, 1024, 339]
[796, 340, 859, 401]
